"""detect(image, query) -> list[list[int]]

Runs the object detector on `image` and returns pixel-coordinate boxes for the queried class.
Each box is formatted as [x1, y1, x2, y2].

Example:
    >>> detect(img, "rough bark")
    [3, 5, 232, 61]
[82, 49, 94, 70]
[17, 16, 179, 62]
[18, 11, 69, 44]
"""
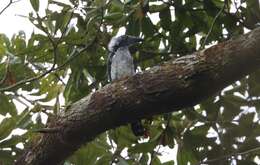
[16, 27, 260, 165]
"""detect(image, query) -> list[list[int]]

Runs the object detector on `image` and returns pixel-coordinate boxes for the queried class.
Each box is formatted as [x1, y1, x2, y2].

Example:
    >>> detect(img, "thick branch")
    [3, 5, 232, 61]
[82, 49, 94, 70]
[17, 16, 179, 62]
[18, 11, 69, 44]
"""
[16, 27, 260, 165]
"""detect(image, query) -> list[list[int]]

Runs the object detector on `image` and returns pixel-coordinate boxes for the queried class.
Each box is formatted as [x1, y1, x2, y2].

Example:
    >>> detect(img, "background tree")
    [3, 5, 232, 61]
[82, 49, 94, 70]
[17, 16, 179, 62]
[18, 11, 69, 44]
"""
[0, 0, 259, 164]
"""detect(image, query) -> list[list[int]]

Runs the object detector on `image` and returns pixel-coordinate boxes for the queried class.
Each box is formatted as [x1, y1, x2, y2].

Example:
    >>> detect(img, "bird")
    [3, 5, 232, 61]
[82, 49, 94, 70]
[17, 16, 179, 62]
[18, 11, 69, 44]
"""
[107, 35, 146, 136]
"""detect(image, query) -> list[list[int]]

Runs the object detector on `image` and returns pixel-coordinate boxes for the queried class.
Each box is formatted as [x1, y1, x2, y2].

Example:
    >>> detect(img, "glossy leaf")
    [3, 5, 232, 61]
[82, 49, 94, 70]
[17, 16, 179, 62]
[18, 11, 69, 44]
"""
[30, 0, 39, 11]
[0, 118, 16, 140]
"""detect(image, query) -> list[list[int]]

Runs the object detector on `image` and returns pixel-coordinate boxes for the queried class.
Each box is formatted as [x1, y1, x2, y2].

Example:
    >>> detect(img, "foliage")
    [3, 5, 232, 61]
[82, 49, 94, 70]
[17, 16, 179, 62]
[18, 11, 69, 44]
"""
[0, 0, 259, 164]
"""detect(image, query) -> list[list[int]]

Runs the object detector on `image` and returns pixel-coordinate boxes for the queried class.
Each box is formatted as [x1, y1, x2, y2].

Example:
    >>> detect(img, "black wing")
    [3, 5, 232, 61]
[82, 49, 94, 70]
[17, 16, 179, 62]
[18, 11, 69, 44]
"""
[107, 51, 115, 82]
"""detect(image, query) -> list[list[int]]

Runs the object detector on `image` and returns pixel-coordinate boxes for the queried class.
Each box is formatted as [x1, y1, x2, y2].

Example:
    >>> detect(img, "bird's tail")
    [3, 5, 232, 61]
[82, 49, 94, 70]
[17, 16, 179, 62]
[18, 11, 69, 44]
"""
[131, 120, 146, 136]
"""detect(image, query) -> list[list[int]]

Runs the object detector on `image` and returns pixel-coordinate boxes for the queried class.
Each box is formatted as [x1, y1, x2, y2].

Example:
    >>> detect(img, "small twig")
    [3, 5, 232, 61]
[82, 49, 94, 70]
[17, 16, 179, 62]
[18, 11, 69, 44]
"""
[54, 73, 66, 85]
[54, 44, 92, 71]
[149, 115, 171, 165]
[0, 8, 88, 92]
[0, 24, 57, 93]
[110, 148, 124, 165]
[33, 127, 60, 133]
[201, 0, 227, 48]
[10, 94, 30, 107]
[0, 0, 21, 15]
[0, 0, 12, 15]
[0, 66, 53, 92]
[149, 145, 161, 165]
[0, 45, 90, 92]
[17, 92, 36, 105]
[231, 0, 247, 27]
[195, 146, 260, 165]
[0, 1, 98, 92]
[107, 132, 115, 150]
[35, 13, 55, 44]
[57, 10, 74, 43]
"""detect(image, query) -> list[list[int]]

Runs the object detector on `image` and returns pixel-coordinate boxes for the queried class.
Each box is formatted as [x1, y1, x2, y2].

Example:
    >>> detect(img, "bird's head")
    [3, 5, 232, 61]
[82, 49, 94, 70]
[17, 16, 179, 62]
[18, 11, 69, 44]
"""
[108, 35, 143, 52]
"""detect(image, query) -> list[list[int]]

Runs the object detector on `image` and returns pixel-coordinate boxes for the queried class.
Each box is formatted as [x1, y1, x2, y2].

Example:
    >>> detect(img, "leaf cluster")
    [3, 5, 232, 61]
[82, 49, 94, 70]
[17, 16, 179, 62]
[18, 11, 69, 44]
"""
[0, 0, 259, 164]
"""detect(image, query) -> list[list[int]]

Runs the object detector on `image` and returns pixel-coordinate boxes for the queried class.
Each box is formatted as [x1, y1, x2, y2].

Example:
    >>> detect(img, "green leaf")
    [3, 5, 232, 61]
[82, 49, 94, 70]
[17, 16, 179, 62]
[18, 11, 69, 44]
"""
[177, 146, 198, 165]
[16, 108, 33, 129]
[0, 0, 255, 164]
[160, 127, 175, 148]
[126, 17, 140, 36]
[37, 74, 62, 102]
[49, 0, 71, 8]
[54, 10, 72, 34]
[128, 140, 157, 153]
[150, 156, 161, 165]
[110, 0, 124, 12]
[162, 160, 175, 165]
[95, 154, 112, 165]
[0, 94, 17, 116]
[30, 0, 39, 12]
[238, 137, 260, 153]
[68, 135, 109, 165]
[239, 113, 255, 126]
[221, 95, 242, 120]
[142, 17, 156, 36]
[203, 0, 220, 17]
[0, 135, 24, 148]
[104, 12, 123, 22]
[0, 117, 16, 140]
[11, 31, 27, 57]
[140, 153, 149, 164]
[242, 0, 260, 29]
[8, 63, 37, 91]
[0, 34, 10, 57]
[183, 128, 215, 150]
[149, 4, 168, 13]
[118, 157, 129, 165]
[109, 126, 137, 148]
[159, 7, 172, 30]
[200, 96, 220, 120]
[0, 150, 13, 164]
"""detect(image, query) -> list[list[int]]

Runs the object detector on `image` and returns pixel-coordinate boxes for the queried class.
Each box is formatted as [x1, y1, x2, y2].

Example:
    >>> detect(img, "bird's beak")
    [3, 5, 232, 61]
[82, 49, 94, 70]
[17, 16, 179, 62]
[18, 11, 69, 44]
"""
[127, 36, 144, 45]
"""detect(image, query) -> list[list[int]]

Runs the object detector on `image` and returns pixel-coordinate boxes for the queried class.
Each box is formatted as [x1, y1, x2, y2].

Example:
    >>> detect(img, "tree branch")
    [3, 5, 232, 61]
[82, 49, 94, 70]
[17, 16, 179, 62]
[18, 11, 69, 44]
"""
[0, 10, 75, 92]
[0, 0, 21, 15]
[0, 45, 91, 92]
[15, 27, 260, 165]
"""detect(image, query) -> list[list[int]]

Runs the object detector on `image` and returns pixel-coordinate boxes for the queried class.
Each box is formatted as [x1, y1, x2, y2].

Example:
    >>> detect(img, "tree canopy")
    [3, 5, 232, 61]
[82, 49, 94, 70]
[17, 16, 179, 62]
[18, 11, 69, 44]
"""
[0, 0, 260, 164]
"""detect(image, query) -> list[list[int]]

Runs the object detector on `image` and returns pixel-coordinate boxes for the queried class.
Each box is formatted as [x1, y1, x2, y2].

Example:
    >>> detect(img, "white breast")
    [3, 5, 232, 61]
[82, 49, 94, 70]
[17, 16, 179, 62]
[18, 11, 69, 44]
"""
[110, 47, 135, 81]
